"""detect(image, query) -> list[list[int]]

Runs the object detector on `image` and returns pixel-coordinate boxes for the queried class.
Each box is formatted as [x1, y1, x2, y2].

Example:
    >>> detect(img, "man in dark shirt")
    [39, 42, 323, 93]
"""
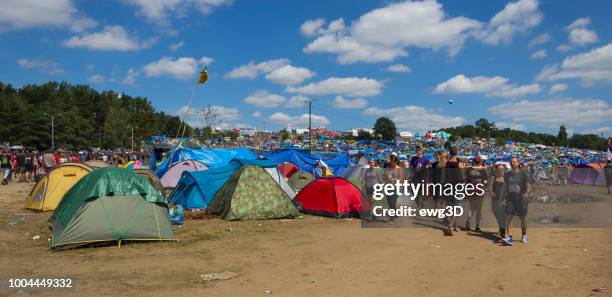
[15, 149, 26, 182]
[502, 157, 531, 246]
[410, 146, 430, 210]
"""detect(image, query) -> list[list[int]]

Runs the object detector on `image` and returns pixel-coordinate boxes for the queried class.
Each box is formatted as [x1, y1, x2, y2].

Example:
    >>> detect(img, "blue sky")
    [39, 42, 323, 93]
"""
[1, 0, 611, 136]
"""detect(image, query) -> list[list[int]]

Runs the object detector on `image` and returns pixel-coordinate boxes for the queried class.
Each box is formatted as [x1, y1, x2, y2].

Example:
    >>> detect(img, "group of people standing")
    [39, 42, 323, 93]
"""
[362, 146, 531, 246]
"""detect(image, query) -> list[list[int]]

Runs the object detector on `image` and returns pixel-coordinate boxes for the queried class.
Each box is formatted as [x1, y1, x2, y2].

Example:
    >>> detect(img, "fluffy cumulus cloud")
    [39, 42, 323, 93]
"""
[489, 98, 612, 128]
[243, 90, 286, 108]
[268, 112, 330, 127]
[548, 83, 567, 94]
[364, 106, 465, 131]
[557, 17, 598, 52]
[176, 104, 241, 127]
[251, 111, 262, 118]
[385, 64, 411, 73]
[333, 96, 368, 109]
[123, 0, 233, 23]
[581, 126, 611, 136]
[16, 58, 64, 75]
[143, 56, 212, 79]
[529, 49, 546, 60]
[62, 26, 154, 51]
[434, 74, 541, 98]
[286, 77, 383, 97]
[225, 59, 314, 85]
[284, 95, 308, 108]
[537, 43, 612, 85]
[477, 0, 542, 45]
[0, 0, 96, 32]
[302, 0, 542, 64]
[302, 1, 481, 64]
[528, 33, 550, 48]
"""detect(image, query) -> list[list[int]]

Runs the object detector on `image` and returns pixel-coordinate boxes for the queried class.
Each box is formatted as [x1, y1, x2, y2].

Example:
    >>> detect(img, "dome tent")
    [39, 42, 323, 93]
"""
[49, 167, 174, 251]
[25, 163, 93, 211]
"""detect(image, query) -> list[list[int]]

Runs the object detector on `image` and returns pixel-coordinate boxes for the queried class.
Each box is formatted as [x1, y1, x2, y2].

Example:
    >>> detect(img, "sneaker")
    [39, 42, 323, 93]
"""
[521, 234, 528, 243]
[501, 236, 513, 246]
[474, 227, 482, 232]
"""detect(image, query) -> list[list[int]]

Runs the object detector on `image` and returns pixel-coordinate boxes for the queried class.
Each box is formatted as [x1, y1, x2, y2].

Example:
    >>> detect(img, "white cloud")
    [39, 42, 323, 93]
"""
[123, 0, 233, 23]
[88, 74, 105, 84]
[333, 96, 368, 109]
[251, 111, 262, 118]
[177, 104, 241, 127]
[489, 98, 612, 128]
[300, 18, 325, 37]
[581, 126, 610, 136]
[496, 122, 526, 131]
[143, 56, 211, 79]
[385, 64, 411, 73]
[529, 49, 546, 60]
[268, 112, 329, 127]
[62, 26, 150, 51]
[528, 33, 550, 47]
[244, 90, 286, 108]
[16, 58, 64, 75]
[434, 74, 541, 98]
[0, 0, 96, 32]
[548, 83, 567, 94]
[537, 43, 612, 85]
[265, 65, 315, 85]
[285, 95, 308, 108]
[225, 59, 313, 85]
[478, 0, 542, 45]
[225, 59, 288, 79]
[286, 77, 383, 97]
[364, 105, 465, 131]
[169, 41, 184, 51]
[556, 17, 598, 52]
[122, 68, 138, 85]
[302, 1, 481, 64]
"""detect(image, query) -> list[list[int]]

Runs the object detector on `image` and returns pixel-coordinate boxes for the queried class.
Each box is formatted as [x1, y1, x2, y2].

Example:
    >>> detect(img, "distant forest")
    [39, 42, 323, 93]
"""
[0, 81, 192, 150]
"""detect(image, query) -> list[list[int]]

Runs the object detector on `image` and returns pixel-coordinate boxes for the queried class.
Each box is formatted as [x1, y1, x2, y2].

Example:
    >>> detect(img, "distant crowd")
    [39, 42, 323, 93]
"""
[0, 148, 149, 185]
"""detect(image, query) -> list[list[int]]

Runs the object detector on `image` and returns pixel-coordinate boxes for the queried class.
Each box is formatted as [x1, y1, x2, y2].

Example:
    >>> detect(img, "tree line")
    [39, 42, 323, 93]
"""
[0, 81, 192, 150]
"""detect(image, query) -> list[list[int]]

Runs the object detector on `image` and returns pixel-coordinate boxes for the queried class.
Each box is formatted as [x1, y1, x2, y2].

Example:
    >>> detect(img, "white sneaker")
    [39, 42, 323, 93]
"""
[521, 234, 528, 243]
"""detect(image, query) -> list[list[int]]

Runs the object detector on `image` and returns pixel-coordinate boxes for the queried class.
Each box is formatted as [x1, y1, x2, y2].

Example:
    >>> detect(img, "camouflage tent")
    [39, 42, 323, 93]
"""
[207, 165, 300, 220]
[288, 171, 314, 192]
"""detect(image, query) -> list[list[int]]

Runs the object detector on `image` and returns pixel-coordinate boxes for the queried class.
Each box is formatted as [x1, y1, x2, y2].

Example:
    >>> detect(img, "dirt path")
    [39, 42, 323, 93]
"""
[1, 182, 611, 297]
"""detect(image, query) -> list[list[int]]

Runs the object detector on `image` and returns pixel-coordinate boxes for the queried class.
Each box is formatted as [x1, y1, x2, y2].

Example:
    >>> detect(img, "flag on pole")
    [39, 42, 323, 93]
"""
[197, 66, 208, 84]
[607, 138, 611, 161]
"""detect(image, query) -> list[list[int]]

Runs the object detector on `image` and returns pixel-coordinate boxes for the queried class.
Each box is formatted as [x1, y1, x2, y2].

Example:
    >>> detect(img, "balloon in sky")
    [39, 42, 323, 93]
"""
[448, 99, 454, 104]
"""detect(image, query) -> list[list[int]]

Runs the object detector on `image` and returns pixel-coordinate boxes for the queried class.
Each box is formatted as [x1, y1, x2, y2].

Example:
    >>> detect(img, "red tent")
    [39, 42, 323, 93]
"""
[295, 177, 368, 218]
[277, 162, 299, 178]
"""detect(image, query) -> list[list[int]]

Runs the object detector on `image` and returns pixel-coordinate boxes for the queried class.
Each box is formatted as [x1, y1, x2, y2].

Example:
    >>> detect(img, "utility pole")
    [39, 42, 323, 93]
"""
[308, 98, 318, 154]
[51, 115, 54, 151]
[131, 126, 134, 152]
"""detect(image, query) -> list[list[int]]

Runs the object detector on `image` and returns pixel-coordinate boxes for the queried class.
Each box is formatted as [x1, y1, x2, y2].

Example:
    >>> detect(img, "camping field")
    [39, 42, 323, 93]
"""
[1, 181, 611, 297]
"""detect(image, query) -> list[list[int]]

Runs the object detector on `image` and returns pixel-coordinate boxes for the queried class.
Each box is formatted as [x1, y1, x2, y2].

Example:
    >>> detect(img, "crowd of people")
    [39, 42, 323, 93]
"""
[361, 146, 538, 246]
[0, 148, 149, 185]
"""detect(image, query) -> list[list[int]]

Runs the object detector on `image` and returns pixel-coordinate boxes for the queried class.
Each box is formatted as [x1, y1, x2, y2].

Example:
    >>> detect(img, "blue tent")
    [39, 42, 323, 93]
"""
[167, 159, 275, 209]
[156, 147, 256, 177]
[263, 150, 350, 175]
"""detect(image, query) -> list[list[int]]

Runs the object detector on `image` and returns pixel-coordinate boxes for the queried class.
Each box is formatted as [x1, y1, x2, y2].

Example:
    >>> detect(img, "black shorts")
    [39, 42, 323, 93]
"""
[506, 193, 528, 217]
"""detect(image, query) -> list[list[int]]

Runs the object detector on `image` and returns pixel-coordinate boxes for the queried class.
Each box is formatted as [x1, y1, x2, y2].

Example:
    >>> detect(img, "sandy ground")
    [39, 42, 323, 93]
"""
[1, 181, 612, 297]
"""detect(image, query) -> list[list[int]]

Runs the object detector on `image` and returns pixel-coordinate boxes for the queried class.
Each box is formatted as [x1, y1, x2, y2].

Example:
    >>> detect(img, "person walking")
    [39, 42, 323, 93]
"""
[364, 158, 384, 221]
[465, 155, 487, 232]
[444, 147, 464, 236]
[488, 164, 507, 238]
[410, 146, 430, 210]
[502, 157, 532, 246]
[384, 153, 405, 225]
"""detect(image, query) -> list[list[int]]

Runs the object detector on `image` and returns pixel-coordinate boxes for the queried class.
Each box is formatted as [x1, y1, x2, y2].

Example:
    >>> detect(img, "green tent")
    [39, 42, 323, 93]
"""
[288, 171, 314, 192]
[50, 167, 175, 251]
[207, 165, 300, 220]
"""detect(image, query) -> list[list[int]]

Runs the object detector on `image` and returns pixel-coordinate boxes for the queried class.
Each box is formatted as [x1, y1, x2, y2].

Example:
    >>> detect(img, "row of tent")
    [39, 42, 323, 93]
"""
[23, 151, 370, 251]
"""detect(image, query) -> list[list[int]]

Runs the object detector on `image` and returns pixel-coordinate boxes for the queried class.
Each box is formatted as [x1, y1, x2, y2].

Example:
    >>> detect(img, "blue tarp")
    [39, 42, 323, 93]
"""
[262, 150, 350, 175]
[156, 147, 257, 177]
[167, 159, 275, 209]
